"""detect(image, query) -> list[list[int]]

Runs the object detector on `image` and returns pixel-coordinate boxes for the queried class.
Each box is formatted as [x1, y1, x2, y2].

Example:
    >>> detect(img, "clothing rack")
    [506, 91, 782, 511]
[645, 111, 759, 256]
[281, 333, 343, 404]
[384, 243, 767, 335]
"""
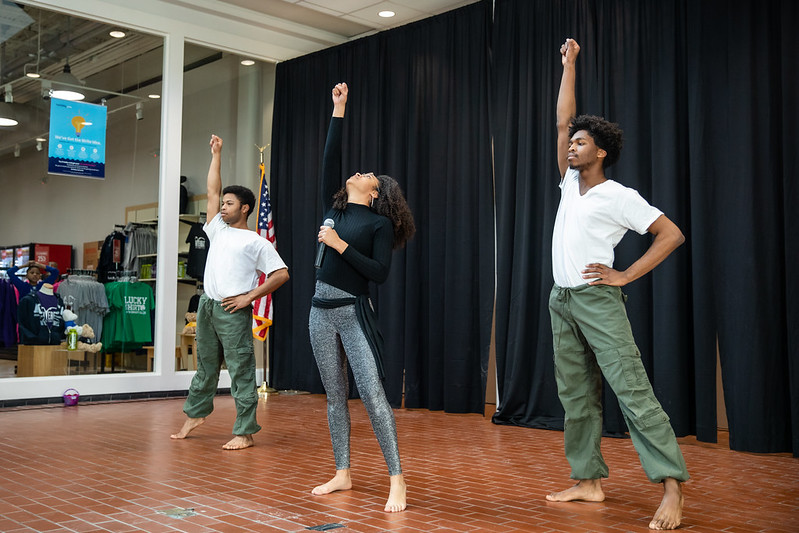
[128, 221, 157, 227]
[106, 270, 139, 282]
[66, 268, 98, 277]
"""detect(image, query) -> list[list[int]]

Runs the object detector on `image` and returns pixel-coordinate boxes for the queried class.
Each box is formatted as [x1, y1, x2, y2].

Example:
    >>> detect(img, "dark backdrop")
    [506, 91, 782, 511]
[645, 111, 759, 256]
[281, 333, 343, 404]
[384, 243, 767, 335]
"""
[268, 0, 798, 455]
[491, 0, 798, 456]
[269, 2, 494, 414]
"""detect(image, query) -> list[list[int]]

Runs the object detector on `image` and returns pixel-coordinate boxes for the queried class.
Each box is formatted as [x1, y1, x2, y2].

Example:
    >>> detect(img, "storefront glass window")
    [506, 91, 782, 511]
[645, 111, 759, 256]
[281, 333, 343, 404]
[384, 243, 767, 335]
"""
[175, 43, 276, 373]
[0, 4, 164, 379]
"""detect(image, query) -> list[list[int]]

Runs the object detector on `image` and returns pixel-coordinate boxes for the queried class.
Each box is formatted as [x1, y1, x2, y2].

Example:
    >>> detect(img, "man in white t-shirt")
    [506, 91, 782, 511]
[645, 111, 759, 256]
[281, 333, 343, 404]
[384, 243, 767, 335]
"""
[171, 134, 289, 450]
[544, 39, 688, 531]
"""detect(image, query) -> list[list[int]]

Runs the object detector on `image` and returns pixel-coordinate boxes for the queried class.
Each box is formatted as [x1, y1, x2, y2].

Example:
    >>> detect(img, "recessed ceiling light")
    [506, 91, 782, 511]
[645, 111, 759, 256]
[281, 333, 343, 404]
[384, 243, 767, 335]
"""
[109, 30, 126, 38]
[240, 59, 255, 66]
[148, 94, 160, 99]
[379, 10, 395, 18]
[35, 137, 47, 142]
[26, 72, 41, 79]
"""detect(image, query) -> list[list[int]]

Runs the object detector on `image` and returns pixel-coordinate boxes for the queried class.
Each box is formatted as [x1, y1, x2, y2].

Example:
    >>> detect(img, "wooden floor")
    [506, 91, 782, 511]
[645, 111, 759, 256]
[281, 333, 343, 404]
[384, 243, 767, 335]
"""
[0, 394, 796, 532]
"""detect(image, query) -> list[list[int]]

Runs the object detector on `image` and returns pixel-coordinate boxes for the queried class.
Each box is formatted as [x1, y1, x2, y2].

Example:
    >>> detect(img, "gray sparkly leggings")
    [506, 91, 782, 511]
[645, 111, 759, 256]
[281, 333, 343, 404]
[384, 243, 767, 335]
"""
[309, 281, 402, 476]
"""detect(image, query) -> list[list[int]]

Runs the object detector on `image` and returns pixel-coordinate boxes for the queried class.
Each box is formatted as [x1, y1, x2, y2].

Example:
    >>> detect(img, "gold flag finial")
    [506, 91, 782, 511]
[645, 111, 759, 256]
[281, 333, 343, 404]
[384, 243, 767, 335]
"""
[255, 143, 270, 164]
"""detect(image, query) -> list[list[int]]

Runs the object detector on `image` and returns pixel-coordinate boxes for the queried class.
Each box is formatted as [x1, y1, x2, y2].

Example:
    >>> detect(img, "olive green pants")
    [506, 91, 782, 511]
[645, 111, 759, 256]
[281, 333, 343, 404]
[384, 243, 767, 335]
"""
[183, 294, 261, 436]
[548, 284, 689, 483]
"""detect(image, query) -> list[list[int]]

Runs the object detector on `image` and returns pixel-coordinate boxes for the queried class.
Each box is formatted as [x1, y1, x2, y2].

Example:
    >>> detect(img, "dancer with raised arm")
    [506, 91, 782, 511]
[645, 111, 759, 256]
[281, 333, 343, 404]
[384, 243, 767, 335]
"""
[309, 82, 415, 512]
[545, 38, 689, 530]
[171, 134, 289, 450]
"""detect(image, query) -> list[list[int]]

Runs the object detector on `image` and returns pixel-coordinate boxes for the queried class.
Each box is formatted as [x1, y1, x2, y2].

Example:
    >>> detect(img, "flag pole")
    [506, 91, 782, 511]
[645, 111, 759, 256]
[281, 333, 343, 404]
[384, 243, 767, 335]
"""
[255, 143, 278, 397]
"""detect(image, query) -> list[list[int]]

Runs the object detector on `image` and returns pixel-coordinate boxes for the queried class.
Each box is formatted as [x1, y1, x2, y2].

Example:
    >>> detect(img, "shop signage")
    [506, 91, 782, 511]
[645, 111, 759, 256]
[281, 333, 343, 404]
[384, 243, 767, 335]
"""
[48, 98, 108, 179]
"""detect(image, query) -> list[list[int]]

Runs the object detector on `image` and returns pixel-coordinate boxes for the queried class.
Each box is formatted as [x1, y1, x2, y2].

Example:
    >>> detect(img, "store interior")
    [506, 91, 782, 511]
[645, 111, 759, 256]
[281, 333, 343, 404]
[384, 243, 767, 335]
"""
[0, 2, 275, 381]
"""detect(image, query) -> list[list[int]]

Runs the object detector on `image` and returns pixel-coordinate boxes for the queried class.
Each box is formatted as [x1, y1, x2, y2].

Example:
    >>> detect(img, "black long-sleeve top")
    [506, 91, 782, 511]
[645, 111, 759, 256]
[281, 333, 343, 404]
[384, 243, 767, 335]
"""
[316, 117, 393, 296]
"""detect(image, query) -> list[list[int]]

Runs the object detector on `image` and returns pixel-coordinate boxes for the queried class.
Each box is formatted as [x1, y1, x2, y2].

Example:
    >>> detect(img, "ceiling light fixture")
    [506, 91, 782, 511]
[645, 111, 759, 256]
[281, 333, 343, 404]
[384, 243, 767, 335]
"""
[109, 30, 126, 38]
[240, 59, 255, 66]
[379, 10, 395, 18]
[0, 85, 19, 127]
[24, 64, 41, 78]
[50, 61, 85, 101]
[51, 21, 84, 101]
[148, 94, 160, 99]
[24, 18, 43, 79]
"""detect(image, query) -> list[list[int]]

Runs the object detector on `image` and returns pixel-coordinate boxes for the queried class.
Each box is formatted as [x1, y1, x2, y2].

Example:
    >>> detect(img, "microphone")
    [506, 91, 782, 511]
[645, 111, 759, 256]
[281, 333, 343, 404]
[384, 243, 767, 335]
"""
[315, 218, 335, 269]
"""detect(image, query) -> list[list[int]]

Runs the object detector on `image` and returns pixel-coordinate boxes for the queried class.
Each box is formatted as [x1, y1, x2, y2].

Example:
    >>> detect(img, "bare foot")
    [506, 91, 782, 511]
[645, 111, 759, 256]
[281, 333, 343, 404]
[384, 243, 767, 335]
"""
[649, 478, 683, 530]
[546, 479, 606, 502]
[384, 474, 407, 512]
[222, 434, 254, 450]
[311, 469, 352, 495]
[170, 417, 205, 439]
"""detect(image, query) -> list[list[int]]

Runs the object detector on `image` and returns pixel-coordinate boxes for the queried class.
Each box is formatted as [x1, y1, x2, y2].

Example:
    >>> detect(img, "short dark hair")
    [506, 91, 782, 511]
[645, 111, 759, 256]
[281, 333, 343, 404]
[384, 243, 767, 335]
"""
[222, 185, 256, 218]
[569, 114, 624, 169]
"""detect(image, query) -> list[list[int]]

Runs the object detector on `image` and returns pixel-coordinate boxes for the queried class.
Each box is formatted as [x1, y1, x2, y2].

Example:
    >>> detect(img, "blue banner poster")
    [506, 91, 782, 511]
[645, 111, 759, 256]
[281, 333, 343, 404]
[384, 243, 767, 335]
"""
[48, 98, 107, 179]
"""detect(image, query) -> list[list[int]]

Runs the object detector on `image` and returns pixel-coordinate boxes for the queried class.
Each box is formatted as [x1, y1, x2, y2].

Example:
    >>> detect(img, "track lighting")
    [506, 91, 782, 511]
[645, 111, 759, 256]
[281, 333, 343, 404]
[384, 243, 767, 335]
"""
[0, 85, 19, 127]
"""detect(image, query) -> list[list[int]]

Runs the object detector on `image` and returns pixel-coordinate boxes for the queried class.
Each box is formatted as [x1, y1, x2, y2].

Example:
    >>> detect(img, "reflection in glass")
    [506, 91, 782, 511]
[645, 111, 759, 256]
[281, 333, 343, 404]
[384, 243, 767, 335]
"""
[0, 4, 164, 380]
[175, 44, 275, 373]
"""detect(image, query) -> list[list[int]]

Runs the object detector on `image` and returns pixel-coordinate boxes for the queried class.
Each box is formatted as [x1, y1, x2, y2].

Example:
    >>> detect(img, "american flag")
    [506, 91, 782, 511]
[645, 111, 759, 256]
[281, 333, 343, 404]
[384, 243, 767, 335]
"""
[252, 159, 275, 340]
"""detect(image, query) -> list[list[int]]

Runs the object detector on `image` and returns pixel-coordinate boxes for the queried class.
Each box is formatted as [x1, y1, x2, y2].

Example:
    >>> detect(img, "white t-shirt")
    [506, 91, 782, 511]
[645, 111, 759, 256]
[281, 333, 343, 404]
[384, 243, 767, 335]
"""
[552, 168, 663, 288]
[202, 213, 287, 301]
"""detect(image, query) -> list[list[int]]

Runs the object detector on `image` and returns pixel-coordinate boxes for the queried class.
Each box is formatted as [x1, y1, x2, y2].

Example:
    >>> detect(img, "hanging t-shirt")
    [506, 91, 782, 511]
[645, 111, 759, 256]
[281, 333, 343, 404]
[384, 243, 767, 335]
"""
[187, 293, 201, 314]
[57, 276, 110, 342]
[102, 281, 154, 351]
[98, 231, 126, 283]
[185, 223, 209, 281]
[202, 213, 287, 301]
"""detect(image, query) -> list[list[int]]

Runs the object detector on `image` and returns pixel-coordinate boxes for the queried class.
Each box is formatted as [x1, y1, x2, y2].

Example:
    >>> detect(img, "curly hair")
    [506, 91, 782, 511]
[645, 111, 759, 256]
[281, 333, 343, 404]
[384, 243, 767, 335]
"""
[332, 175, 416, 249]
[222, 185, 256, 218]
[569, 114, 624, 169]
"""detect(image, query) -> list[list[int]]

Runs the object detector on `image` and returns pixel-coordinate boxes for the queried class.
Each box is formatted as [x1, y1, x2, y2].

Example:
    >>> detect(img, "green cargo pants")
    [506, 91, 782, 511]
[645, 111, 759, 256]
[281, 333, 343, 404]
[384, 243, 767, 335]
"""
[183, 294, 261, 436]
[548, 283, 689, 483]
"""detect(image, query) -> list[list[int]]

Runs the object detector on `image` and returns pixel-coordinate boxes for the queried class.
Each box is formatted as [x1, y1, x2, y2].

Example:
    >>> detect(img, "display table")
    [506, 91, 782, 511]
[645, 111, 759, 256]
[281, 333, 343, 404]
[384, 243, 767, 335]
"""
[144, 346, 155, 371]
[178, 334, 197, 371]
[142, 346, 185, 372]
[17, 346, 93, 377]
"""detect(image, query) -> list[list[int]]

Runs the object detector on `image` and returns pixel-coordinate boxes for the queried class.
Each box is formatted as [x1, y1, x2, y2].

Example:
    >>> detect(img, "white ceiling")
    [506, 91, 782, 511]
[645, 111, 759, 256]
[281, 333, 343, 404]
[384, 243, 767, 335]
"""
[0, 0, 479, 155]
[1, 0, 480, 100]
[214, 0, 480, 38]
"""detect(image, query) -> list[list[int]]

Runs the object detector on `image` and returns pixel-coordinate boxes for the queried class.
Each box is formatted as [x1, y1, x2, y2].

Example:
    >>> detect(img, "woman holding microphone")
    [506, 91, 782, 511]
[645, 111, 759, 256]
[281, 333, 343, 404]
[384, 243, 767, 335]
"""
[309, 82, 415, 512]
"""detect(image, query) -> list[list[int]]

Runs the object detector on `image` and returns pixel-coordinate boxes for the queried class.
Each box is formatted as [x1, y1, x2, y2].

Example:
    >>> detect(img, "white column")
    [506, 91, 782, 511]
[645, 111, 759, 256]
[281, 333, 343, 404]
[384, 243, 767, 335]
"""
[234, 61, 264, 220]
[154, 33, 185, 377]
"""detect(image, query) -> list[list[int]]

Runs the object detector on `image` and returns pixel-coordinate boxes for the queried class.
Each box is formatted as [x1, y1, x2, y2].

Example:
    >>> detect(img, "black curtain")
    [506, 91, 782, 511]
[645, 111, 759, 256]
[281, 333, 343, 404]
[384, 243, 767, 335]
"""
[492, 0, 798, 455]
[270, 2, 494, 414]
